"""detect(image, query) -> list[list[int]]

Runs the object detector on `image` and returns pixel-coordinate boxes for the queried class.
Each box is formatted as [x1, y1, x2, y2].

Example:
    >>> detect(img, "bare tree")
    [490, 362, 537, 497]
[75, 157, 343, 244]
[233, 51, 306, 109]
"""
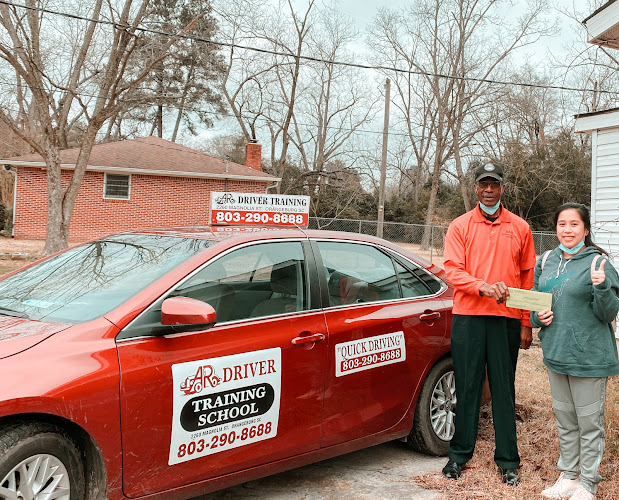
[0, 0, 202, 253]
[476, 66, 559, 164]
[286, 5, 377, 214]
[200, 134, 247, 165]
[371, 0, 553, 245]
[369, 9, 436, 210]
[217, 0, 374, 212]
[0, 123, 30, 158]
[216, 0, 315, 175]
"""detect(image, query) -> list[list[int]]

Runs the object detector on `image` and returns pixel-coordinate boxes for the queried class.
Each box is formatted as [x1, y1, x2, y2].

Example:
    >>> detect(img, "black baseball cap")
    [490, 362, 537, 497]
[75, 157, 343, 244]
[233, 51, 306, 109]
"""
[474, 163, 503, 183]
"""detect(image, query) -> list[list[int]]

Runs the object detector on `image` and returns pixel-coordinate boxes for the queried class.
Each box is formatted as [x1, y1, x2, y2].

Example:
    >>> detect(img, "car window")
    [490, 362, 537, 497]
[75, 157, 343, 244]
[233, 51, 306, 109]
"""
[171, 241, 308, 322]
[396, 262, 433, 298]
[411, 265, 443, 294]
[0, 234, 214, 324]
[317, 241, 399, 306]
[317, 241, 441, 306]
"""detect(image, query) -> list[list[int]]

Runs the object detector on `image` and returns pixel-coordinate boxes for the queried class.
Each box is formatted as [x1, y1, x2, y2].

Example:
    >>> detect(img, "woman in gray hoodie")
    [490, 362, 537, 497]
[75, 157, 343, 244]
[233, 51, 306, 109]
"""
[531, 203, 619, 500]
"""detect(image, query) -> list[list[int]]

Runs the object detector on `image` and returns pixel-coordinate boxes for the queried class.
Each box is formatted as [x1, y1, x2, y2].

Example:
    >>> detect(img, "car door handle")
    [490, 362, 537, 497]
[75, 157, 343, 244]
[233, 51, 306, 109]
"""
[291, 332, 325, 345]
[420, 311, 441, 321]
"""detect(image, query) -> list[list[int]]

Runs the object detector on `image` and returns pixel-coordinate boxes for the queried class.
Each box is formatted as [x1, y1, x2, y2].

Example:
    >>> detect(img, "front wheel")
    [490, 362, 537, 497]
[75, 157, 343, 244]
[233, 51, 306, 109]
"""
[0, 422, 85, 500]
[407, 356, 456, 456]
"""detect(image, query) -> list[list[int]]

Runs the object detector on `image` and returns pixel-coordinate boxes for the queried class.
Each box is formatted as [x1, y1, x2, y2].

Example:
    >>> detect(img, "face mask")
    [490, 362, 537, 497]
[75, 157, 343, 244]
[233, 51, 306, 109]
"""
[559, 239, 585, 255]
[479, 201, 500, 215]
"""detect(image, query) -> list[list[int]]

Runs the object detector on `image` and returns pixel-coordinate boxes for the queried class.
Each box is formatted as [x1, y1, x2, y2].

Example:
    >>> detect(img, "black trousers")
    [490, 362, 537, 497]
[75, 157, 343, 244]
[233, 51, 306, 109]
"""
[448, 314, 521, 469]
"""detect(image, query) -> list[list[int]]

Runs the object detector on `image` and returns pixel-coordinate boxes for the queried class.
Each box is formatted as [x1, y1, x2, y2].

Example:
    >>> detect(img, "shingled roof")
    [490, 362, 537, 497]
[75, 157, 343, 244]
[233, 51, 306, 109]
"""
[2, 136, 278, 182]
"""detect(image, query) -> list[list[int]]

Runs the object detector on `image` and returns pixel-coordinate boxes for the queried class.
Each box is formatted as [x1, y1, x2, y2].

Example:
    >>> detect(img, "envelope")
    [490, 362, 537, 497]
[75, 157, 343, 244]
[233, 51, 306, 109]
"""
[506, 288, 552, 312]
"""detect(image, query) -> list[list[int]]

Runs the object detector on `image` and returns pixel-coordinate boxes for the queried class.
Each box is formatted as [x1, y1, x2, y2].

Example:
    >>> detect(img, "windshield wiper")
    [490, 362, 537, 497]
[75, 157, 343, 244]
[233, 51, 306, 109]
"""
[0, 307, 29, 319]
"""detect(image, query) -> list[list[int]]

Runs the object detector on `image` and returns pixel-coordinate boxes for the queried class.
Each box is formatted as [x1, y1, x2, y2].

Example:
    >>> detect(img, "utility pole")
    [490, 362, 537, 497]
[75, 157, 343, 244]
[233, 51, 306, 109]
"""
[377, 78, 390, 238]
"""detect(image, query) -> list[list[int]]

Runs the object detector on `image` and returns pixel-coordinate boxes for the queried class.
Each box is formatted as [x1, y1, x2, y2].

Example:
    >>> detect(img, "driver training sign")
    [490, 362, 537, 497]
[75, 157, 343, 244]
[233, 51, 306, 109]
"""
[169, 348, 281, 465]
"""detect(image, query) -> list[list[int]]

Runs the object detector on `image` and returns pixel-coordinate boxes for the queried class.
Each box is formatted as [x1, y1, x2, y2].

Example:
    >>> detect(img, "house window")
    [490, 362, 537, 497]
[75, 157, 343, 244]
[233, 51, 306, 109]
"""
[104, 174, 131, 200]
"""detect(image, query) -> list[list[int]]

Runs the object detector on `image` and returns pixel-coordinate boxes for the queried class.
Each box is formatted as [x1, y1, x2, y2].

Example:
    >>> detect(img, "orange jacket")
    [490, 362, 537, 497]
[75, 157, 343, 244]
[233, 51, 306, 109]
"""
[443, 204, 536, 326]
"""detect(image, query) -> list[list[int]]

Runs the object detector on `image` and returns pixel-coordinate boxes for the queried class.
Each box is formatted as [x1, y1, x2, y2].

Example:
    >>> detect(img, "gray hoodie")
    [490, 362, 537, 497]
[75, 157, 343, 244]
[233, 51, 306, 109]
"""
[530, 246, 619, 377]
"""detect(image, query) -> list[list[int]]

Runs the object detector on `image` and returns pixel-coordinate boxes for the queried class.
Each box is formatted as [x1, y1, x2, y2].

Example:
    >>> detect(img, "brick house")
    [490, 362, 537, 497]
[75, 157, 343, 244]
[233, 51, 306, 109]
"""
[1, 136, 278, 241]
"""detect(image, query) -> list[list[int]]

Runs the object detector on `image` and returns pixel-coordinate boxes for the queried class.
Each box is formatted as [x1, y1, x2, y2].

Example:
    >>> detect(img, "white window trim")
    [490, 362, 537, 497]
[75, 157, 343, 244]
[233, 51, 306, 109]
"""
[103, 173, 131, 200]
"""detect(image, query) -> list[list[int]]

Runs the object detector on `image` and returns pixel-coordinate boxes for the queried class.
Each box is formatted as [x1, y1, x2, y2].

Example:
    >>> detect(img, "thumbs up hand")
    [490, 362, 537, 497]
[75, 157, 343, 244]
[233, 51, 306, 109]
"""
[591, 258, 606, 286]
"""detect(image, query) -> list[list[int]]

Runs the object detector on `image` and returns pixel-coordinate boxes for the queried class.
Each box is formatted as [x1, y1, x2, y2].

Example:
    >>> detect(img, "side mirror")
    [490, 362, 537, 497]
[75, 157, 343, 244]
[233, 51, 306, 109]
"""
[161, 297, 217, 330]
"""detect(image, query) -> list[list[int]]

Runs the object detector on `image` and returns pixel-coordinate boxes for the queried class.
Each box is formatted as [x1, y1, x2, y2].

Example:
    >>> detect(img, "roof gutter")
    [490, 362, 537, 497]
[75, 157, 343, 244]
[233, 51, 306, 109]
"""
[1, 161, 281, 183]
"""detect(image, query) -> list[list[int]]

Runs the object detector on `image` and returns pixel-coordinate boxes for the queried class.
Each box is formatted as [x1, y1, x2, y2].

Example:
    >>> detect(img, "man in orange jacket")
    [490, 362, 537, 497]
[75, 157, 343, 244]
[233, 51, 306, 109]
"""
[441, 163, 536, 486]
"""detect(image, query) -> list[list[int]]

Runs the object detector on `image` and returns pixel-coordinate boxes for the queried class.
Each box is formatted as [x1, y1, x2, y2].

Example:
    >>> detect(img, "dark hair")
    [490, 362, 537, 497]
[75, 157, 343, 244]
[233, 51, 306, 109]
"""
[553, 203, 609, 256]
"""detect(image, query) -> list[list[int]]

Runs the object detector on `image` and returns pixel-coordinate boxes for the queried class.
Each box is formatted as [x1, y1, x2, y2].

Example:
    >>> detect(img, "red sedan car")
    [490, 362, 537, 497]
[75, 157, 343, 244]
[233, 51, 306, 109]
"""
[0, 226, 455, 500]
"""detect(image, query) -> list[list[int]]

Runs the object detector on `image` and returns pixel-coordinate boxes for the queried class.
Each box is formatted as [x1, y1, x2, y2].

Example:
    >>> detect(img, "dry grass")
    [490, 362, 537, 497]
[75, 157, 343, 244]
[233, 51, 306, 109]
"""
[0, 262, 24, 275]
[413, 347, 619, 499]
[395, 242, 445, 267]
[0, 237, 44, 276]
[0, 239, 44, 254]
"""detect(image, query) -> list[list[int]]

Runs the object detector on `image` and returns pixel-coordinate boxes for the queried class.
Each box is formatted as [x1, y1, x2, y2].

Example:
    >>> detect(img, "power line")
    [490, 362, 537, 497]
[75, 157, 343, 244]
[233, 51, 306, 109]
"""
[0, 76, 426, 139]
[0, 0, 618, 96]
[0, 67, 593, 141]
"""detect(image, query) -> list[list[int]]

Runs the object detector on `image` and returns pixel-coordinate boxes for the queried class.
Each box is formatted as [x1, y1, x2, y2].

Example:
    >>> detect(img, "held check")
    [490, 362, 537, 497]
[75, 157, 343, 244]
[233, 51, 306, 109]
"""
[506, 288, 552, 312]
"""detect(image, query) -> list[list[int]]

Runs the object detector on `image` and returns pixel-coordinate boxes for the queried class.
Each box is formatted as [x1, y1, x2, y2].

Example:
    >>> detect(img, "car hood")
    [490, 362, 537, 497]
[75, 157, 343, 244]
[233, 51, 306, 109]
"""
[0, 315, 71, 359]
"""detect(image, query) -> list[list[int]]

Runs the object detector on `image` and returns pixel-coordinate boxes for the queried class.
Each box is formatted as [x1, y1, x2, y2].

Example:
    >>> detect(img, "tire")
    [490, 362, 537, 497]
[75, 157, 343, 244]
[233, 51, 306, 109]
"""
[407, 356, 456, 456]
[0, 422, 85, 500]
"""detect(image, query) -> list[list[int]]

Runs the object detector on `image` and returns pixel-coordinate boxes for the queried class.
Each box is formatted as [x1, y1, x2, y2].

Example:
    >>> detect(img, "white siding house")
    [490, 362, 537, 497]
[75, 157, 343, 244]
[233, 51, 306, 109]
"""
[575, 110, 619, 261]
[575, 0, 619, 260]
[576, 1, 619, 339]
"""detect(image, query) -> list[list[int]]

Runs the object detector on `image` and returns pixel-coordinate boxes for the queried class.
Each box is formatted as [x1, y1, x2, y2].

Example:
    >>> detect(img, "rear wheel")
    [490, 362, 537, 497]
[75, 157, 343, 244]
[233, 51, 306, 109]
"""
[407, 357, 456, 456]
[0, 422, 85, 500]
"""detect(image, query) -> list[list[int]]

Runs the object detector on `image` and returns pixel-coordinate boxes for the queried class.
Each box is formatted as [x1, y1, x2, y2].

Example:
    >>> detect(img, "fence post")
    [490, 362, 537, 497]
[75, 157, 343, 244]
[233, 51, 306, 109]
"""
[430, 225, 434, 264]
[540, 233, 544, 255]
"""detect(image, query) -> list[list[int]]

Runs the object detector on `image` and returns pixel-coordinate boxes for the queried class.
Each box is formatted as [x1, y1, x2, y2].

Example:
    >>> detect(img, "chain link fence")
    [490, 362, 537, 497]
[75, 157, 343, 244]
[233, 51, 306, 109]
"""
[308, 217, 557, 266]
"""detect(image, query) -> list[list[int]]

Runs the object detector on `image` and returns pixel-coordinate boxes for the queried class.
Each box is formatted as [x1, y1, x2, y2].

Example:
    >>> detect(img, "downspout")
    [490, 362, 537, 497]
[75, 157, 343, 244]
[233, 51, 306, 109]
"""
[224, 156, 228, 191]
[265, 181, 279, 194]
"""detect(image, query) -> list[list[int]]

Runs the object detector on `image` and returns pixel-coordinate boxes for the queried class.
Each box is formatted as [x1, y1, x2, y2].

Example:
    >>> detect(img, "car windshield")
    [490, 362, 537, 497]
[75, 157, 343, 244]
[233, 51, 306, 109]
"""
[0, 234, 215, 324]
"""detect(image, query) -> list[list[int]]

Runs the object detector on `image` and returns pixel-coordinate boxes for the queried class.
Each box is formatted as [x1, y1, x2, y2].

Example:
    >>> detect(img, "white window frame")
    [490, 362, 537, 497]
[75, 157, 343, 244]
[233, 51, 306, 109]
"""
[103, 173, 131, 200]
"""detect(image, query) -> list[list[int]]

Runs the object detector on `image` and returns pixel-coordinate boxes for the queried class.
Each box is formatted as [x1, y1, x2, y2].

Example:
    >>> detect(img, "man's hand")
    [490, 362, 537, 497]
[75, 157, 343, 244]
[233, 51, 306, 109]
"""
[479, 281, 510, 304]
[520, 326, 532, 350]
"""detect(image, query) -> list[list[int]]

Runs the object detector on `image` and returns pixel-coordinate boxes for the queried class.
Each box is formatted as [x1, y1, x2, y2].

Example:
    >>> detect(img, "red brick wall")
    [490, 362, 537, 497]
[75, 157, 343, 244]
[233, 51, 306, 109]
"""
[14, 167, 272, 241]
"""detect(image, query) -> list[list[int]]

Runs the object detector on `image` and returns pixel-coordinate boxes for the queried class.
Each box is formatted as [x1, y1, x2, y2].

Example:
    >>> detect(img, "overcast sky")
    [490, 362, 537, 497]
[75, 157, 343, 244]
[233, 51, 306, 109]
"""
[330, 0, 587, 70]
[194, 0, 596, 147]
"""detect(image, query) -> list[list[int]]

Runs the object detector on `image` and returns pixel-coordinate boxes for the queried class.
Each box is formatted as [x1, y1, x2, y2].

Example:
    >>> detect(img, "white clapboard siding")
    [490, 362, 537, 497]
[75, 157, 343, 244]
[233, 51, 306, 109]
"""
[592, 129, 619, 265]
[592, 127, 619, 336]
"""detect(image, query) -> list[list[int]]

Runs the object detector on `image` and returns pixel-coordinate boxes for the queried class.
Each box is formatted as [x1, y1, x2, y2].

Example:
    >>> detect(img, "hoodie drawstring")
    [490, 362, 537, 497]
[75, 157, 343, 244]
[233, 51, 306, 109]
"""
[555, 254, 570, 278]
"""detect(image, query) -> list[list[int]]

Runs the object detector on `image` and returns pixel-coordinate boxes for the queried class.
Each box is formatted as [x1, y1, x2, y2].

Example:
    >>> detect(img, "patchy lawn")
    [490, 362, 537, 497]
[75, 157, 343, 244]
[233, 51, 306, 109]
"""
[0, 237, 44, 276]
[413, 347, 619, 499]
[0, 259, 33, 276]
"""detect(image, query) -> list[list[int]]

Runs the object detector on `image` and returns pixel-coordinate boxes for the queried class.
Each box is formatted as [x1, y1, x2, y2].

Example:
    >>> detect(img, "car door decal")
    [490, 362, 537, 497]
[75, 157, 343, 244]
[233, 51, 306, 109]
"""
[169, 347, 281, 465]
[335, 331, 406, 377]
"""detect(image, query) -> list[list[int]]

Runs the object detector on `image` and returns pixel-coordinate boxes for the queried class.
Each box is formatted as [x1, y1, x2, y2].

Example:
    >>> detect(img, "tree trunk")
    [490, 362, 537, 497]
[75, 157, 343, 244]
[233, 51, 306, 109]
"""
[156, 104, 163, 138]
[42, 124, 100, 254]
[453, 142, 471, 211]
[172, 64, 194, 143]
[421, 157, 442, 249]
[43, 145, 68, 254]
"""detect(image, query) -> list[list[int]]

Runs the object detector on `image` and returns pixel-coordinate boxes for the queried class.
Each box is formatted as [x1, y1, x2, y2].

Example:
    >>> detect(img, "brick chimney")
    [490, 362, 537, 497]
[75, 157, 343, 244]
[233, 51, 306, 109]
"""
[244, 141, 262, 171]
